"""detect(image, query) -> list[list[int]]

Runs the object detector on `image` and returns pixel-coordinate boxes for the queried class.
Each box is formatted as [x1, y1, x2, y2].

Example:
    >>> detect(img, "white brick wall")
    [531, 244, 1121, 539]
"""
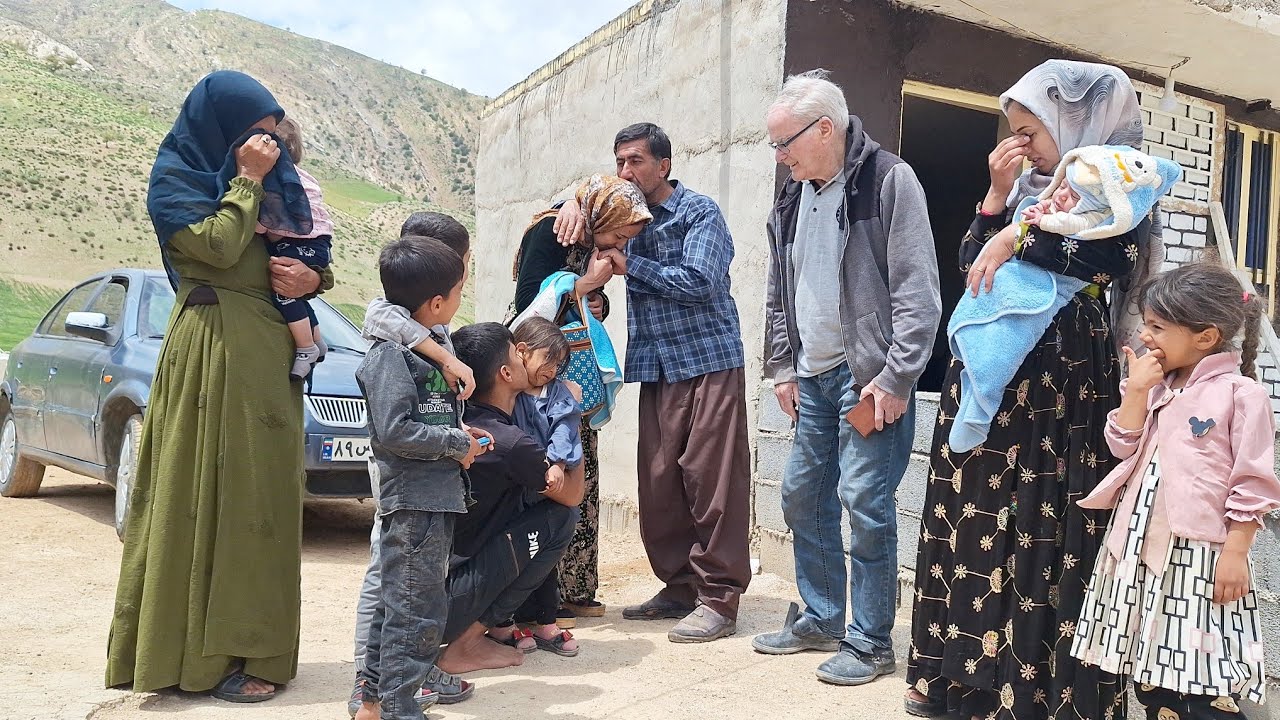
[1158, 208, 1280, 424]
[1134, 87, 1217, 206]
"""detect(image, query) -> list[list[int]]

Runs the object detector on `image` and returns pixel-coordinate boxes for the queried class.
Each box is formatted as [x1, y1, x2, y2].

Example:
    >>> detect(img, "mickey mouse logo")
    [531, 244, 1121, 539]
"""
[1189, 417, 1216, 437]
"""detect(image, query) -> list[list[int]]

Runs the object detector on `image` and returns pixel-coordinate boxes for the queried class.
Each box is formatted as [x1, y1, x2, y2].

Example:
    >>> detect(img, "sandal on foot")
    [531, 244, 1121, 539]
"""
[535, 629, 579, 657]
[423, 666, 474, 705]
[211, 671, 276, 703]
[491, 626, 536, 653]
[555, 606, 577, 629]
[562, 600, 606, 618]
[903, 690, 946, 717]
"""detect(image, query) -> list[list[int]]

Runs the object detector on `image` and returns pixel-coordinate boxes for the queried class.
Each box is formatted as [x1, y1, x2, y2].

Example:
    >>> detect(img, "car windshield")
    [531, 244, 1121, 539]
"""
[311, 299, 369, 354]
[139, 279, 176, 338]
[140, 278, 367, 355]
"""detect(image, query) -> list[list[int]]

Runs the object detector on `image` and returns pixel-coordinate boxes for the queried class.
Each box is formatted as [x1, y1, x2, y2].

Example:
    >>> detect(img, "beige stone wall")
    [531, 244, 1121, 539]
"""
[474, 0, 787, 511]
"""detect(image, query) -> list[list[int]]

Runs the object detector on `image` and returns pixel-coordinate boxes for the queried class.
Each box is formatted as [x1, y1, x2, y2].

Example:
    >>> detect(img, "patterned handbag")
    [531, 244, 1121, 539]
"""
[558, 294, 606, 415]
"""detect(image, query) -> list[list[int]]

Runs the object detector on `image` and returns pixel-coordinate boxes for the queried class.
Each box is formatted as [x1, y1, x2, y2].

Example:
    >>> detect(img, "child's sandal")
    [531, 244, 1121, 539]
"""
[535, 629, 579, 657]
[492, 626, 536, 653]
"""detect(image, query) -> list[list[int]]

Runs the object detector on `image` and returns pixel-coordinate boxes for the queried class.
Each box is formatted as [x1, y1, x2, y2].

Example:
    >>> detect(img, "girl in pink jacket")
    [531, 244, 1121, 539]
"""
[1070, 262, 1280, 718]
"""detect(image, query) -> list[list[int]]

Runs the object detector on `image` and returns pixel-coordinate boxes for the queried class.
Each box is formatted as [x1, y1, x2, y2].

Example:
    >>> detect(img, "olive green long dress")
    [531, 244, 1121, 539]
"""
[106, 177, 326, 692]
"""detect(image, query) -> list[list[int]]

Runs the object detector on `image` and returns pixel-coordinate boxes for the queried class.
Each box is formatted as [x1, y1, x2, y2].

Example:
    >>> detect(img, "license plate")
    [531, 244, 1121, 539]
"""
[323, 436, 371, 462]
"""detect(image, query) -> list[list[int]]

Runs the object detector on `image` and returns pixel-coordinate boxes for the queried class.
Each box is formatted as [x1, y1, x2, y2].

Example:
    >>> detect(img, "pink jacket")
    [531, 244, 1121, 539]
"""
[1079, 352, 1280, 545]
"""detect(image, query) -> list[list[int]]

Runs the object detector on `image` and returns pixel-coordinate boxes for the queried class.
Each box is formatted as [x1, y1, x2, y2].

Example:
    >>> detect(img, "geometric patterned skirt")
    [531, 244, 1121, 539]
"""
[1070, 454, 1267, 703]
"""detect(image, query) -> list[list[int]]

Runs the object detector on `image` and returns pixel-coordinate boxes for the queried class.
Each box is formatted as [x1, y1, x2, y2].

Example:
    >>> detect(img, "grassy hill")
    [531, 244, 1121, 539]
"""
[0, 1, 482, 348]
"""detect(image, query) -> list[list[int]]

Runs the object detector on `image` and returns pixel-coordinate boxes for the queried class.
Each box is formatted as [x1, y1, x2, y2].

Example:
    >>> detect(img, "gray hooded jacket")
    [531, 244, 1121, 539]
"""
[765, 115, 942, 398]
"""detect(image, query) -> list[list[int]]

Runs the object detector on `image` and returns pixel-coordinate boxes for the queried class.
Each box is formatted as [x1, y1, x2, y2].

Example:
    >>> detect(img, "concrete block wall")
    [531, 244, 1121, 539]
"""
[474, 0, 787, 523]
[1158, 207, 1280, 426]
[1134, 85, 1217, 205]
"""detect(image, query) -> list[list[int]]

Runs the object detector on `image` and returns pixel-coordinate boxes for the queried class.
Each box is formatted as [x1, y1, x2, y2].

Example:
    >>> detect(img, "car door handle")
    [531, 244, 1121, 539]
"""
[48, 367, 57, 376]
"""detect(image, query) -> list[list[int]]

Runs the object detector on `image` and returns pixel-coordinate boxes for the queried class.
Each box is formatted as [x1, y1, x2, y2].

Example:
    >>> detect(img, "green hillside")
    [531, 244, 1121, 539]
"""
[0, 1, 483, 347]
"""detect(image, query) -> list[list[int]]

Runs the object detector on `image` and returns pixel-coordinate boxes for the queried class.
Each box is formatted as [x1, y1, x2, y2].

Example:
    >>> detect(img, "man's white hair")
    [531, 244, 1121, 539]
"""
[771, 69, 850, 135]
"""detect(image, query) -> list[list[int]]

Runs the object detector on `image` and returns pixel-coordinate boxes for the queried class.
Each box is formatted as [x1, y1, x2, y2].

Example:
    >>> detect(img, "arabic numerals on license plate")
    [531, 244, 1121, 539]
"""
[326, 437, 370, 461]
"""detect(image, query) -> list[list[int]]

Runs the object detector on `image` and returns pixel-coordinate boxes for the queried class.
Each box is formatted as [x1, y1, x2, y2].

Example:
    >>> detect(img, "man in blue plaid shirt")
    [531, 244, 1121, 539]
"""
[555, 123, 751, 643]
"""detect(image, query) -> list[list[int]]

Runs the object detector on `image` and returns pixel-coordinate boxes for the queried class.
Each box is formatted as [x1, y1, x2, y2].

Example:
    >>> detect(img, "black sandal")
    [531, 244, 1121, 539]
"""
[211, 671, 277, 703]
[903, 691, 945, 717]
[535, 629, 579, 657]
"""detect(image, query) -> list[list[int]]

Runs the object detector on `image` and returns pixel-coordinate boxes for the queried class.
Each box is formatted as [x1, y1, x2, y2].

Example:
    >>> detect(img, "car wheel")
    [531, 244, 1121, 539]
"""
[0, 410, 46, 498]
[113, 414, 143, 540]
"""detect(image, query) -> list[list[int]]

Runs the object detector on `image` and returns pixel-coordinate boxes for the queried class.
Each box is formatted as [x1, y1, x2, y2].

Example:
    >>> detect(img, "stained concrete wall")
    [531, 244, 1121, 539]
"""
[474, 0, 786, 514]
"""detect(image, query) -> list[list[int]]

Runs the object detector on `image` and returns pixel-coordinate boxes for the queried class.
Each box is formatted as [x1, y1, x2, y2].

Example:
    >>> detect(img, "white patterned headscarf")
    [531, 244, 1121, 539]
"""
[1000, 60, 1144, 205]
[1001, 60, 1160, 363]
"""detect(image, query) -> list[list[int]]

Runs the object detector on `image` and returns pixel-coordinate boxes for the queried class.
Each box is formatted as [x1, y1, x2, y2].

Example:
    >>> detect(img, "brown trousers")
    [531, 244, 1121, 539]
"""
[636, 367, 752, 619]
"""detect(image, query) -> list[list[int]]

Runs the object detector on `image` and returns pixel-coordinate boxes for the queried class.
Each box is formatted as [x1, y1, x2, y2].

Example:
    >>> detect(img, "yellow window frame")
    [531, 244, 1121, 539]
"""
[1226, 122, 1280, 316]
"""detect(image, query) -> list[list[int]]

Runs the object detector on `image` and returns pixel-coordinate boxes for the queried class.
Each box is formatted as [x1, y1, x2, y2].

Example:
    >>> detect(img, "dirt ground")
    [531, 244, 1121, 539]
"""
[3, 469, 916, 720]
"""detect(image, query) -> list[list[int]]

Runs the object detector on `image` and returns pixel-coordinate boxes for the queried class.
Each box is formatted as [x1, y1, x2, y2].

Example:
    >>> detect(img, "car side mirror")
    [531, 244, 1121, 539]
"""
[65, 311, 112, 343]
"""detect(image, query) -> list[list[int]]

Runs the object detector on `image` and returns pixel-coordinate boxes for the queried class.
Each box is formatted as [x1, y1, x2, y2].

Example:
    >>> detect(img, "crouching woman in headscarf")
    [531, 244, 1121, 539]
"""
[106, 70, 331, 703]
[904, 60, 1157, 720]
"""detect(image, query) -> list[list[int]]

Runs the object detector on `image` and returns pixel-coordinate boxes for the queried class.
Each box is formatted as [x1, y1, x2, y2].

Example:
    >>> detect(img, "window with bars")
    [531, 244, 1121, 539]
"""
[1223, 124, 1278, 311]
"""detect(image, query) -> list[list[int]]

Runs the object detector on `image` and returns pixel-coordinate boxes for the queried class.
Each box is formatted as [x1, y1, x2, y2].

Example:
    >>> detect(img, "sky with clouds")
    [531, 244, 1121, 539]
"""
[167, 0, 637, 97]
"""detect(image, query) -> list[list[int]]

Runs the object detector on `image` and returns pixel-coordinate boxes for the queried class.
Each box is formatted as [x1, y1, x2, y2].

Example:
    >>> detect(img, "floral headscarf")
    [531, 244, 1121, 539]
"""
[513, 174, 652, 279]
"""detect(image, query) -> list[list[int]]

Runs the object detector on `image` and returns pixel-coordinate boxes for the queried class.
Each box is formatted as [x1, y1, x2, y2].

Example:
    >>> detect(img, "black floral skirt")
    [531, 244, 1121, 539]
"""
[558, 422, 600, 605]
[906, 294, 1127, 720]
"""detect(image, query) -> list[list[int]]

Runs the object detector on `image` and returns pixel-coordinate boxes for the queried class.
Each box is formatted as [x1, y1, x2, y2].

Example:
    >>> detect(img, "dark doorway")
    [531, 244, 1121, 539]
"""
[899, 94, 1000, 393]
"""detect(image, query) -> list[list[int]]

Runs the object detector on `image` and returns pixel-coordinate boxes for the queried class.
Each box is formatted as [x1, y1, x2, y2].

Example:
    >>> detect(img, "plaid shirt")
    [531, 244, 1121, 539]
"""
[624, 181, 744, 384]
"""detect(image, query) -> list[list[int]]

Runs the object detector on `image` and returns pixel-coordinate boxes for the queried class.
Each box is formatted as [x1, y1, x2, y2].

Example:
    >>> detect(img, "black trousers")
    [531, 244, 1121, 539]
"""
[443, 500, 578, 643]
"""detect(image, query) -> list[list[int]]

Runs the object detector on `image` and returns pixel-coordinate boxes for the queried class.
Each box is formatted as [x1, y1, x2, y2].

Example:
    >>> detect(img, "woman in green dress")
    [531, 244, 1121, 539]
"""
[106, 71, 330, 703]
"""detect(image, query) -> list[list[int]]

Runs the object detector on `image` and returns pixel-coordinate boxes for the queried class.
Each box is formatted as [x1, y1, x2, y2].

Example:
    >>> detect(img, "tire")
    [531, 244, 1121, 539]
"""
[0, 410, 45, 498]
[113, 414, 143, 540]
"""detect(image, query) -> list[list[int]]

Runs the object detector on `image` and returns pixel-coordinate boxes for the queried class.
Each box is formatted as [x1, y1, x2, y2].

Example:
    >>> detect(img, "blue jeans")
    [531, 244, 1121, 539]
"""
[781, 362, 914, 654]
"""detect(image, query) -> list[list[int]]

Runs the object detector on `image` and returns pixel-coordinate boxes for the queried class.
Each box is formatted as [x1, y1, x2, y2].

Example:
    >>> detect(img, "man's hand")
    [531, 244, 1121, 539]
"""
[543, 463, 566, 495]
[586, 292, 606, 321]
[861, 382, 907, 432]
[599, 249, 627, 276]
[269, 256, 321, 299]
[442, 356, 476, 400]
[554, 201, 587, 247]
[1213, 550, 1251, 604]
[774, 381, 799, 422]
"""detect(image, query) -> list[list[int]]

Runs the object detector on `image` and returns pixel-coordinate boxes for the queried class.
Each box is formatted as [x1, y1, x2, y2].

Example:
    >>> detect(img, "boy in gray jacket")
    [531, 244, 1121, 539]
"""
[352, 236, 488, 720]
[349, 214, 478, 716]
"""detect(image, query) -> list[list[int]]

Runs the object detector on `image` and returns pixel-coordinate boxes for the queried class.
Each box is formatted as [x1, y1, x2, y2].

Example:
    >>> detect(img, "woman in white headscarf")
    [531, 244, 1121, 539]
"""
[904, 61, 1155, 720]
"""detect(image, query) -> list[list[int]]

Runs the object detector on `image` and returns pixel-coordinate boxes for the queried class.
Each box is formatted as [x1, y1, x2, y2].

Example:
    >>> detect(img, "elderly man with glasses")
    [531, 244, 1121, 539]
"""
[753, 69, 941, 687]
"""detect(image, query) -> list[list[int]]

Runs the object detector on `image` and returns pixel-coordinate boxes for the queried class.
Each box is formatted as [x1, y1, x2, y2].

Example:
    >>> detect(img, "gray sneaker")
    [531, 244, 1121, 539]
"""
[814, 645, 896, 686]
[751, 602, 841, 655]
[667, 605, 736, 643]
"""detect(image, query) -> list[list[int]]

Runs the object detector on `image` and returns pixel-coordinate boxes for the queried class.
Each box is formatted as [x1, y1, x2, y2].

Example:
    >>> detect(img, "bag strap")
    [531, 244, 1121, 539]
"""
[555, 288, 591, 327]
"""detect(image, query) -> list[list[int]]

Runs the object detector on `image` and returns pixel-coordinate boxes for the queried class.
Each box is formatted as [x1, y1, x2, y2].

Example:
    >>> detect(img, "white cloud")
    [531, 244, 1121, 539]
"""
[167, 0, 638, 97]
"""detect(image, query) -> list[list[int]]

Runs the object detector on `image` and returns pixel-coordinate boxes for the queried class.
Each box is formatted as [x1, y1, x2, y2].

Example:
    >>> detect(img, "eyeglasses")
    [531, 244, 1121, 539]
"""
[769, 116, 826, 154]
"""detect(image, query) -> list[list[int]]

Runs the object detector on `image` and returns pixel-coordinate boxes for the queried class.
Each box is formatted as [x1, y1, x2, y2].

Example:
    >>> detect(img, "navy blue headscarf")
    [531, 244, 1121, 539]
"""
[147, 70, 313, 288]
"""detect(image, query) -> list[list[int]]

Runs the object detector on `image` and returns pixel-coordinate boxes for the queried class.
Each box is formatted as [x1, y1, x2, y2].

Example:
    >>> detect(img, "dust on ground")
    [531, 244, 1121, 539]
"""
[2, 469, 914, 720]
